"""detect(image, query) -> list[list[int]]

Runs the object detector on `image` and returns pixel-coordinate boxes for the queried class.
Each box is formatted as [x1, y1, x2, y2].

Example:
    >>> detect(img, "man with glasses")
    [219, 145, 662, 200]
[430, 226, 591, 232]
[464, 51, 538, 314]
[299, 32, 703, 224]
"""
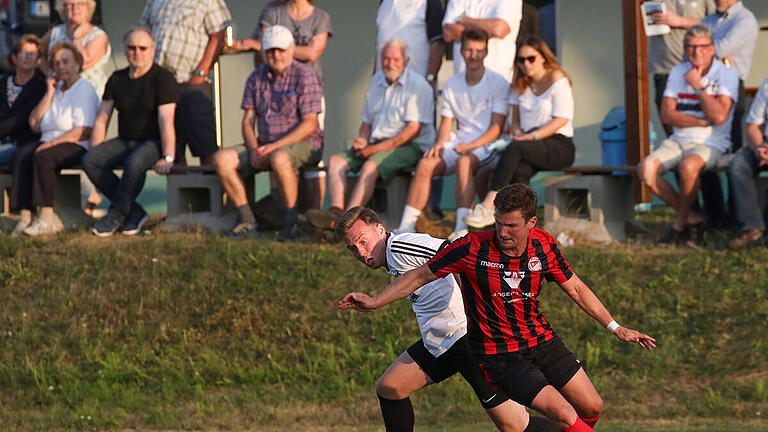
[82, 27, 179, 236]
[637, 24, 739, 247]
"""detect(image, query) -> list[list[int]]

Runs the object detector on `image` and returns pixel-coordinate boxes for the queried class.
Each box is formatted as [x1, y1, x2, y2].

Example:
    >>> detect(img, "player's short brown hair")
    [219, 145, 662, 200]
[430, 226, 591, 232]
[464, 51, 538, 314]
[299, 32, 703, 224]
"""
[335, 206, 380, 238]
[494, 184, 538, 221]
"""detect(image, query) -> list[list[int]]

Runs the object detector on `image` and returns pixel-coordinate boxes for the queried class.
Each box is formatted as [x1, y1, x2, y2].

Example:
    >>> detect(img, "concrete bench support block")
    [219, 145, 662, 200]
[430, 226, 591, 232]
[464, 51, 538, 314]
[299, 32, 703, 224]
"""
[0, 170, 88, 227]
[166, 172, 254, 218]
[544, 174, 635, 243]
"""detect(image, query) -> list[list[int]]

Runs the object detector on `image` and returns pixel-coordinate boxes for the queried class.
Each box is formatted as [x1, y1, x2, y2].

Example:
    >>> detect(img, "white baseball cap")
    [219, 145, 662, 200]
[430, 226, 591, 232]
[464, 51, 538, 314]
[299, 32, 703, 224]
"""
[262, 25, 294, 51]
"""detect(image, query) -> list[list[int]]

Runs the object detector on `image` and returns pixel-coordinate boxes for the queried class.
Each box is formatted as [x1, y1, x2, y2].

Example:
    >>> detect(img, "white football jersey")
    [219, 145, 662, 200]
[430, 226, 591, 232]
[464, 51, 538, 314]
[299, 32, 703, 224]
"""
[385, 232, 467, 357]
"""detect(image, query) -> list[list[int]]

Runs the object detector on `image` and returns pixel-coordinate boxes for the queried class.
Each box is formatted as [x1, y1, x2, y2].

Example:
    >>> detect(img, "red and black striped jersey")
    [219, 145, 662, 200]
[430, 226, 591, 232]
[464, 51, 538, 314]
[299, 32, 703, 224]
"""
[427, 228, 573, 356]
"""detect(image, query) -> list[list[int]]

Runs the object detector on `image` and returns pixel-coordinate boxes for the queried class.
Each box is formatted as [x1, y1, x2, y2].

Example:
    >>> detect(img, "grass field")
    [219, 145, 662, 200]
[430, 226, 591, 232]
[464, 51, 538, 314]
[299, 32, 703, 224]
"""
[0, 220, 766, 431]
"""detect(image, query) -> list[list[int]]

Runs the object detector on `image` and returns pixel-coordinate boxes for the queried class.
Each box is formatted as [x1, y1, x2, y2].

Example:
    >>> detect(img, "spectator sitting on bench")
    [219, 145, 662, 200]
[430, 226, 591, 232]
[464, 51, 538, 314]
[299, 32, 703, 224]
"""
[393, 29, 507, 241]
[464, 35, 575, 229]
[9, 42, 100, 236]
[637, 25, 737, 247]
[82, 26, 179, 237]
[0, 34, 46, 165]
[307, 38, 434, 229]
[728, 75, 768, 248]
[214, 25, 323, 240]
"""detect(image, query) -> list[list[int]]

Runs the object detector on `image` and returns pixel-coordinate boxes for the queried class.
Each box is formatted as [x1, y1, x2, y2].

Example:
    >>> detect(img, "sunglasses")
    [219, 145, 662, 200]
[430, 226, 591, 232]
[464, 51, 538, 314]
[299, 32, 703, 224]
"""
[126, 45, 151, 52]
[515, 55, 538, 64]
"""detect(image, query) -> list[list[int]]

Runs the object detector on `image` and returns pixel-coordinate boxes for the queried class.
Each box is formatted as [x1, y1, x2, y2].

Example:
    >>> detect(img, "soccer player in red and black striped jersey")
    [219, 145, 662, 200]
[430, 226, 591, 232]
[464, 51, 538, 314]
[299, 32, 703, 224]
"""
[340, 183, 656, 432]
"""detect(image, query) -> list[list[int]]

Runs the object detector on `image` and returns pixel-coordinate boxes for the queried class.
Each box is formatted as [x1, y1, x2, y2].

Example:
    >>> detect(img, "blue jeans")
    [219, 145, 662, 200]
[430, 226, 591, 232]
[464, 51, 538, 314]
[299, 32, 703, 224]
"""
[729, 146, 768, 231]
[82, 138, 161, 218]
[0, 143, 16, 165]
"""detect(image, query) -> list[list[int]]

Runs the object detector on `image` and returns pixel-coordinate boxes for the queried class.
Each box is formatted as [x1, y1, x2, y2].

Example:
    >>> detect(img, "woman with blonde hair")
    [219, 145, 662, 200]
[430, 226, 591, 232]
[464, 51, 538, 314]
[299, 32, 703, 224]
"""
[464, 35, 575, 228]
[42, 0, 111, 97]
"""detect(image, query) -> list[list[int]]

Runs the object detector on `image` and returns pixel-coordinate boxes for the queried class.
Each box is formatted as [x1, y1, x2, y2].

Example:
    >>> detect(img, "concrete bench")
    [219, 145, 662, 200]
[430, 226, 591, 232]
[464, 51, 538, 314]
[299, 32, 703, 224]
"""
[543, 166, 638, 243]
[165, 164, 325, 218]
[0, 167, 88, 227]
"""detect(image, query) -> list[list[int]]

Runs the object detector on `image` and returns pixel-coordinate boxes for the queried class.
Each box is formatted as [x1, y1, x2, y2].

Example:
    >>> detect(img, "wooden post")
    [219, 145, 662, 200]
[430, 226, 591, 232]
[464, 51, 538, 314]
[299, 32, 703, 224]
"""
[622, 0, 652, 203]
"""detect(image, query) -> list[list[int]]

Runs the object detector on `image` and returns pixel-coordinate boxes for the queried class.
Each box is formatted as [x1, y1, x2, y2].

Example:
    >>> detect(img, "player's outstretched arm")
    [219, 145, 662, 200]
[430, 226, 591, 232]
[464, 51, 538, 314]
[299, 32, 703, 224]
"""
[339, 264, 439, 312]
[559, 274, 657, 350]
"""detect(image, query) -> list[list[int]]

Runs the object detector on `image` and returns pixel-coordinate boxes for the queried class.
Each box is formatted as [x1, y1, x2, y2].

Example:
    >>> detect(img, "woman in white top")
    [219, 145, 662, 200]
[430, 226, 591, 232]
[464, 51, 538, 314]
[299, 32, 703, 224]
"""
[42, 0, 112, 214]
[464, 35, 575, 228]
[9, 42, 99, 236]
[41, 0, 111, 97]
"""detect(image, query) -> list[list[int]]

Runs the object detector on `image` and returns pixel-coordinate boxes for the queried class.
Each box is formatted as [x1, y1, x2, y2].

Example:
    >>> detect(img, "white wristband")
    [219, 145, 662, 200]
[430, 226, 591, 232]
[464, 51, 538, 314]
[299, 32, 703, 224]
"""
[606, 320, 620, 334]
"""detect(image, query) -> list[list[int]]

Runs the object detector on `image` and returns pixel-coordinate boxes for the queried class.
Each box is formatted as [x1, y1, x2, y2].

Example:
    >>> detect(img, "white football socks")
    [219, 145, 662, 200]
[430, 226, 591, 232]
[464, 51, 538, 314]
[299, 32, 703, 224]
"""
[454, 207, 470, 232]
[397, 205, 422, 232]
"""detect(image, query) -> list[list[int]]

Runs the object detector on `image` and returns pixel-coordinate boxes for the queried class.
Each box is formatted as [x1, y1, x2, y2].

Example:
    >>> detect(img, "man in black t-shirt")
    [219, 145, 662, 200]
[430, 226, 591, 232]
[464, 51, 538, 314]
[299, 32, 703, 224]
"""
[83, 26, 179, 237]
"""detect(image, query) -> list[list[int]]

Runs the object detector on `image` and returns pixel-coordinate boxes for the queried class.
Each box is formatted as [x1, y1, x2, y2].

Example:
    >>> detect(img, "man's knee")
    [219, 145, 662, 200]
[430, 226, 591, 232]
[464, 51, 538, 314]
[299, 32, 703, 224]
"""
[81, 150, 100, 174]
[360, 160, 380, 176]
[269, 149, 294, 172]
[214, 148, 239, 174]
[577, 394, 603, 420]
[375, 375, 411, 400]
[678, 156, 704, 180]
[638, 157, 662, 186]
[328, 154, 348, 174]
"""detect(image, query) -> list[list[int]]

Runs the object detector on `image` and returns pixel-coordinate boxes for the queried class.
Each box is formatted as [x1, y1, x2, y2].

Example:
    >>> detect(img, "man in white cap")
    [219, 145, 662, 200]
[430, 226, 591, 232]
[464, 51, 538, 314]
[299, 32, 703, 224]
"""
[213, 25, 324, 240]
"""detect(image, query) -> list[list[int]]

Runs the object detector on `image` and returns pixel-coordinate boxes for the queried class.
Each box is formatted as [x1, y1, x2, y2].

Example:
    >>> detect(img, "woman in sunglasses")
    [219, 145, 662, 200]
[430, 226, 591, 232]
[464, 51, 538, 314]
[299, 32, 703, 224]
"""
[463, 35, 575, 229]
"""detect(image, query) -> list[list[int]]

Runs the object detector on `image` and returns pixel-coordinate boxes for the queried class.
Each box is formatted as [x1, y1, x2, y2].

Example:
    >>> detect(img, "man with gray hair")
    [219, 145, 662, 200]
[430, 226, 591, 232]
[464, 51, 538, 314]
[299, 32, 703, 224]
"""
[84, 26, 179, 236]
[213, 25, 323, 240]
[637, 24, 738, 247]
[309, 38, 434, 227]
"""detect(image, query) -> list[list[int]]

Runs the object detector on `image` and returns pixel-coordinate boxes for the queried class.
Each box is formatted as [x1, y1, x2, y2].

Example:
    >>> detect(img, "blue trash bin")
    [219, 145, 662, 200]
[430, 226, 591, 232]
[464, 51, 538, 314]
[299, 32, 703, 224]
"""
[599, 106, 656, 175]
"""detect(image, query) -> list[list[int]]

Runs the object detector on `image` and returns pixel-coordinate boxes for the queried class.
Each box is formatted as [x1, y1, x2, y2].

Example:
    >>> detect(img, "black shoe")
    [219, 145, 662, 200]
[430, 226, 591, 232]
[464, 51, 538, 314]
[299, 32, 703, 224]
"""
[92, 213, 122, 237]
[122, 207, 148, 236]
[278, 223, 298, 242]
[659, 226, 685, 247]
[685, 223, 704, 249]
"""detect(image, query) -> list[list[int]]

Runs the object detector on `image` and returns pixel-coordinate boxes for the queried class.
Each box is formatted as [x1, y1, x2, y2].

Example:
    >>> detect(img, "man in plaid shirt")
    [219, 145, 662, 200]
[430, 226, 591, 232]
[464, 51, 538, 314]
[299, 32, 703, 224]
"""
[140, 0, 231, 165]
[213, 25, 324, 240]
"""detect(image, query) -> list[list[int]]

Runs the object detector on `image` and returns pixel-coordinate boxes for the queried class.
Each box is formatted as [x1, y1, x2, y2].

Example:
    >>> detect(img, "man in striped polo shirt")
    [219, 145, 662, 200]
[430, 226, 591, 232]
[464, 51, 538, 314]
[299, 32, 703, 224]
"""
[336, 206, 558, 432]
[339, 184, 656, 432]
[637, 24, 739, 247]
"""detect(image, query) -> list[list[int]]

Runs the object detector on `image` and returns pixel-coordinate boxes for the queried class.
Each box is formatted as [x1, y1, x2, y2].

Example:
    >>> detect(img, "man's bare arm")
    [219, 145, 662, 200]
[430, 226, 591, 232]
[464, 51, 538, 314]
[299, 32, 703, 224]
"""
[559, 274, 656, 349]
[339, 264, 438, 312]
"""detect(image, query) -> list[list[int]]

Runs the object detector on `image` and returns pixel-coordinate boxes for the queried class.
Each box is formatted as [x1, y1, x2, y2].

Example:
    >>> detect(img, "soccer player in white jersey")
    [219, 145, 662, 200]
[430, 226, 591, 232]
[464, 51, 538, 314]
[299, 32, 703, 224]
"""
[394, 28, 508, 240]
[336, 206, 559, 432]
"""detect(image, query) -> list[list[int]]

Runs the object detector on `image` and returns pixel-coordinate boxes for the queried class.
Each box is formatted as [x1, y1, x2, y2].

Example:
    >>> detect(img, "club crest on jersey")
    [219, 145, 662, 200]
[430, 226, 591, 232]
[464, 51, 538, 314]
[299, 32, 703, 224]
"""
[503, 270, 525, 289]
[528, 257, 542, 272]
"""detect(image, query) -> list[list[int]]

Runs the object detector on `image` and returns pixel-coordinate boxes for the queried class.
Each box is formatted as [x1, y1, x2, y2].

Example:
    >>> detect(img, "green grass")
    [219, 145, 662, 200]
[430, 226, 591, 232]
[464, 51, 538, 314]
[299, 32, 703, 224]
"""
[0, 229, 766, 431]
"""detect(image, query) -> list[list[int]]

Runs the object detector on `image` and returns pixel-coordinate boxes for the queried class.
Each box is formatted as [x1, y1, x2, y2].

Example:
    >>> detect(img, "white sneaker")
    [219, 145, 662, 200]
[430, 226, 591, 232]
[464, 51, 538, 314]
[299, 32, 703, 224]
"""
[23, 218, 63, 236]
[447, 229, 468, 242]
[11, 218, 31, 238]
[463, 204, 495, 228]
